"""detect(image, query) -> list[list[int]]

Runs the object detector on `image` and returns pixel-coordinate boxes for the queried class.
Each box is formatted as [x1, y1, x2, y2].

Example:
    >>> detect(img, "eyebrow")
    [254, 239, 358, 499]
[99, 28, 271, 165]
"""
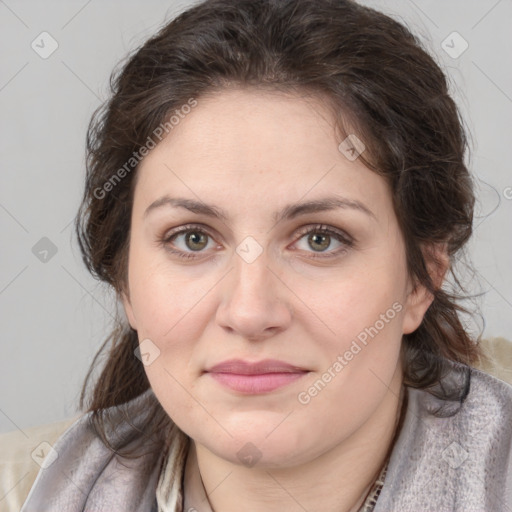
[144, 195, 377, 223]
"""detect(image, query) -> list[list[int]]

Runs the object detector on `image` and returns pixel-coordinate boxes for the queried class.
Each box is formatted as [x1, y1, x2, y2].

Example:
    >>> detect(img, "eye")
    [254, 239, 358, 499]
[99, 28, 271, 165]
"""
[159, 224, 218, 259]
[159, 223, 354, 261]
[292, 224, 354, 258]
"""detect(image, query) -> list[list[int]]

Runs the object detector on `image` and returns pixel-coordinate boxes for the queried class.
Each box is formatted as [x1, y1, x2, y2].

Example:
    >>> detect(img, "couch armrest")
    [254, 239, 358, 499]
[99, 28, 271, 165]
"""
[0, 415, 80, 511]
[474, 336, 512, 385]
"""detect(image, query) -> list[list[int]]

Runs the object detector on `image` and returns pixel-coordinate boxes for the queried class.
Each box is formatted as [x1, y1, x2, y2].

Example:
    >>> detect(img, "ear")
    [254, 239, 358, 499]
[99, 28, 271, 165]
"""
[120, 289, 138, 331]
[402, 243, 449, 335]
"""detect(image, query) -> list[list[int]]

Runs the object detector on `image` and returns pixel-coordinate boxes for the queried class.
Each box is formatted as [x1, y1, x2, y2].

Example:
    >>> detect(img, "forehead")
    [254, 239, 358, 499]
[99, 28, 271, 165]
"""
[134, 88, 392, 223]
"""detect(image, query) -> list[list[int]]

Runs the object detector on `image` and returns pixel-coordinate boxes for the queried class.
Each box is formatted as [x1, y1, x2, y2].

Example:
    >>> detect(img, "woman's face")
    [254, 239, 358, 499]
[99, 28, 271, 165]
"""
[122, 88, 433, 468]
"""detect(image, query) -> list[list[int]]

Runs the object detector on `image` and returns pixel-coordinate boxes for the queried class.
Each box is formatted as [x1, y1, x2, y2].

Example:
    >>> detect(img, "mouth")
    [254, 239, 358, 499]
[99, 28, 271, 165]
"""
[204, 359, 309, 394]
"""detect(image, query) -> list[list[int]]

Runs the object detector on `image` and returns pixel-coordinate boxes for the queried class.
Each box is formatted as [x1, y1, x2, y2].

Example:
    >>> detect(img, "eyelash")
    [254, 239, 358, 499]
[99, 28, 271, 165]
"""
[158, 223, 354, 260]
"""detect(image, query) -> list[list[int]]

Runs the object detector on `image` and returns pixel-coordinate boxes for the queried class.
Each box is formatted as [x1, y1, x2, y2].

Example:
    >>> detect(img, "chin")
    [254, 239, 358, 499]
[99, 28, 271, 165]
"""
[197, 418, 321, 469]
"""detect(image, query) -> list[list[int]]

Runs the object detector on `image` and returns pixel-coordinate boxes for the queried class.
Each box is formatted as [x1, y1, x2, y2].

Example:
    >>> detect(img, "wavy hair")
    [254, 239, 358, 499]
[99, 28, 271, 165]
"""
[76, 0, 483, 456]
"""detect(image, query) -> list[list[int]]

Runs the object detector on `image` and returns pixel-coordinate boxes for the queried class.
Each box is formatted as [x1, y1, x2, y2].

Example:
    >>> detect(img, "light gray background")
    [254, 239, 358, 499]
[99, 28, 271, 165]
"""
[1, 0, 511, 434]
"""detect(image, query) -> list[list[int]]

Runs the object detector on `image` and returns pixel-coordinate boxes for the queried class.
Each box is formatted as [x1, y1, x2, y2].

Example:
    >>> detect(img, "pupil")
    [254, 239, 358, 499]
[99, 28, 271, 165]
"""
[309, 233, 330, 251]
[186, 232, 207, 251]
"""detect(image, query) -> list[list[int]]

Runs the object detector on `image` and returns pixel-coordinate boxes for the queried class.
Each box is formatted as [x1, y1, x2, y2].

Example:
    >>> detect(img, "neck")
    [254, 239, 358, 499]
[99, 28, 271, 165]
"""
[192, 367, 405, 512]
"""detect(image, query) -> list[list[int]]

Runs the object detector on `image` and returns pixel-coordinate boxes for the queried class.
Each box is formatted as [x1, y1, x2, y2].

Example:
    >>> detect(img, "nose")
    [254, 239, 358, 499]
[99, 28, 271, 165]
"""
[215, 251, 293, 341]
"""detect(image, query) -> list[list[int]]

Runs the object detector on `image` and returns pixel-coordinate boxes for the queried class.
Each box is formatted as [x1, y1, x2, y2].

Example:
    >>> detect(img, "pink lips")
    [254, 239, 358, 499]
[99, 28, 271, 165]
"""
[205, 359, 309, 394]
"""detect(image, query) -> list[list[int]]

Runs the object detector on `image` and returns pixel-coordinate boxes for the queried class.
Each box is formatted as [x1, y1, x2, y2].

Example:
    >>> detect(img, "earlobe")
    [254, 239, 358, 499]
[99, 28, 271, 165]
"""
[401, 243, 449, 335]
[401, 282, 434, 335]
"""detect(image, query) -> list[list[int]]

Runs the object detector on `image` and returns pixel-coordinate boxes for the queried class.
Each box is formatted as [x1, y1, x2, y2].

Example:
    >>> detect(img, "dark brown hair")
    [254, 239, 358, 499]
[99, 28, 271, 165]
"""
[76, 0, 483, 455]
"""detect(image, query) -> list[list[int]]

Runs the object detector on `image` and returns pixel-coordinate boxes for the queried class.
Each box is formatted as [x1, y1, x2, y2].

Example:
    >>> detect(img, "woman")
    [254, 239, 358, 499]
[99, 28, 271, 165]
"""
[21, 0, 512, 510]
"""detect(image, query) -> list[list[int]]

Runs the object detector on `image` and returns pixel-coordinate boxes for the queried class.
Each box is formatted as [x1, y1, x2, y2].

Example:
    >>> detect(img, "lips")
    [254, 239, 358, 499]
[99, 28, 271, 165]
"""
[206, 358, 307, 374]
[205, 359, 309, 393]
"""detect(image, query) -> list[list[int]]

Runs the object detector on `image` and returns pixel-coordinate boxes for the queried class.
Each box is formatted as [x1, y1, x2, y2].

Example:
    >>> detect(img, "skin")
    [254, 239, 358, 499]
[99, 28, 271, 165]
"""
[122, 88, 444, 512]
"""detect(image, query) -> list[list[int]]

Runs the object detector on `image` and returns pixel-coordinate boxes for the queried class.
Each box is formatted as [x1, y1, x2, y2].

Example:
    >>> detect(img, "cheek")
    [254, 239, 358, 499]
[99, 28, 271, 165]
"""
[144, 363, 208, 441]
[306, 265, 407, 345]
[298, 262, 407, 407]
[127, 249, 214, 338]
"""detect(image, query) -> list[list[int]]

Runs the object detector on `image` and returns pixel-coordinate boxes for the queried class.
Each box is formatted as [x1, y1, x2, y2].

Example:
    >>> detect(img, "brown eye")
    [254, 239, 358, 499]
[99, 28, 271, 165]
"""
[293, 224, 354, 259]
[307, 233, 331, 252]
[160, 224, 218, 260]
[184, 231, 209, 251]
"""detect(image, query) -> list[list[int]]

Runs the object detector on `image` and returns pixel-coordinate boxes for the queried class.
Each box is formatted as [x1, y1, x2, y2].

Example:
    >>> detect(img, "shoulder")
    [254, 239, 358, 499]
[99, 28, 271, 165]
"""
[0, 415, 79, 512]
[18, 389, 171, 512]
[376, 357, 512, 511]
[468, 361, 512, 410]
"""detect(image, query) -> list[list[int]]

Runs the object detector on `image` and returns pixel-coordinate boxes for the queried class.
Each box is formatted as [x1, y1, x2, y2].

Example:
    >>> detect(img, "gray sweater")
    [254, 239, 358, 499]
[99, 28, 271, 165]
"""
[20, 364, 512, 511]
